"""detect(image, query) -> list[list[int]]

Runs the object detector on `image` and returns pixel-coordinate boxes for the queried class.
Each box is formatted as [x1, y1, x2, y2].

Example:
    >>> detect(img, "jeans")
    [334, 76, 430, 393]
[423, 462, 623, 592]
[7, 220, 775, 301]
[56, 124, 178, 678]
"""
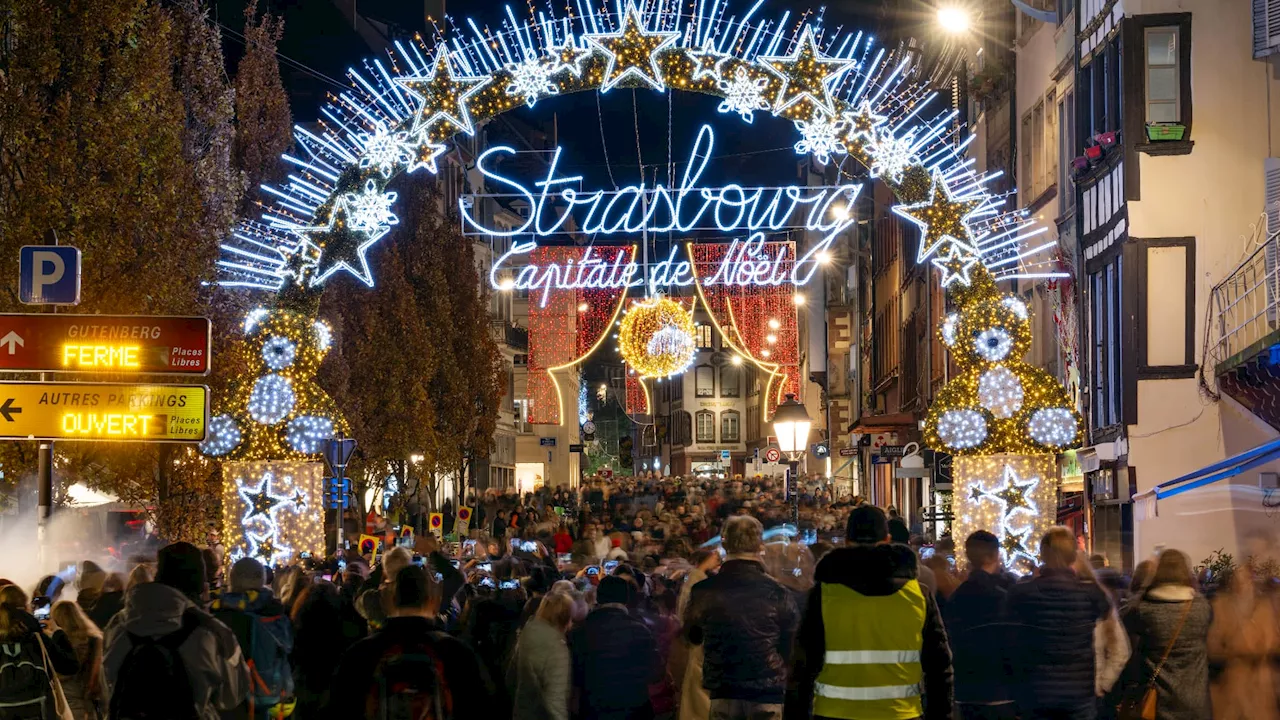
[957, 703, 1019, 720]
[709, 699, 784, 720]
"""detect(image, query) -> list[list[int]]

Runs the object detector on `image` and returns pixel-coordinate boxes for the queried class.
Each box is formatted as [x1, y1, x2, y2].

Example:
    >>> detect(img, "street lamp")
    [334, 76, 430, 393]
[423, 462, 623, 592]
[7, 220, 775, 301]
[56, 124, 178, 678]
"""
[937, 5, 972, 34]
[772, 393, 813, 526]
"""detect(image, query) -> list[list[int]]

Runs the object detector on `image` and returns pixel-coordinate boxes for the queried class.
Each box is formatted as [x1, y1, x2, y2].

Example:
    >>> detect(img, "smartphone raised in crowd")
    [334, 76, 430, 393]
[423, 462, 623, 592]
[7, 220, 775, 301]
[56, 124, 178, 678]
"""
[603, 560, 619, 573]
[586, 566, 600, 576]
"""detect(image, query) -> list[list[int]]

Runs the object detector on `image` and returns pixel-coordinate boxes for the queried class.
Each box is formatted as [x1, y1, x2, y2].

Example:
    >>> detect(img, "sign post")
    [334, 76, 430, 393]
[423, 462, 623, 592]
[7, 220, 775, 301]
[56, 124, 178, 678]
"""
[324, 434, 357, 558]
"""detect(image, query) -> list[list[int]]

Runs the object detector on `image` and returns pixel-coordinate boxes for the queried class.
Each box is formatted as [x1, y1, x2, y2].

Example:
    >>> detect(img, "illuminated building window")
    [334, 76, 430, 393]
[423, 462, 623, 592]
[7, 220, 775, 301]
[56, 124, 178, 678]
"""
[696, 410, 715, 443]
[697, 324, 714, 350]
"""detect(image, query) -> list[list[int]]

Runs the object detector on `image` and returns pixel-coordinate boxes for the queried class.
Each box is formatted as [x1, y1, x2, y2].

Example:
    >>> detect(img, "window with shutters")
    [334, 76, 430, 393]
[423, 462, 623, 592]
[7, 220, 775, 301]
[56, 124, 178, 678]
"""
[696, 365, 715, 397]
[1255, 0, 1280, 58]
[719, 365, 740, 397]
[697, 324, 714, 350]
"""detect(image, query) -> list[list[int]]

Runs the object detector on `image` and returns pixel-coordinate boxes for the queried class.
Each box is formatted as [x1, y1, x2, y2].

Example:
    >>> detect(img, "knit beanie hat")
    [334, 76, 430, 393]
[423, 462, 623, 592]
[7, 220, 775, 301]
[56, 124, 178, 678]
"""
[156, 542, 207, 601]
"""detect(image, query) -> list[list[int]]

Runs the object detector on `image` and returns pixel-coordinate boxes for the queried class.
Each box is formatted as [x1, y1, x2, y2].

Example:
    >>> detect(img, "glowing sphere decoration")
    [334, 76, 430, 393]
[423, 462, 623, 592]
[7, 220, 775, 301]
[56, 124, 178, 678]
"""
[618, 297, 697, 378]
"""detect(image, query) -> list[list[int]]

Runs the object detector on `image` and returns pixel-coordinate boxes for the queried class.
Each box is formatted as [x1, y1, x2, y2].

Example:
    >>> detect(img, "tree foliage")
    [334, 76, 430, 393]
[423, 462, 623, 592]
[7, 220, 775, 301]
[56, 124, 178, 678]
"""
[0, 0, 287, 542]
[232, 0, 291, 216]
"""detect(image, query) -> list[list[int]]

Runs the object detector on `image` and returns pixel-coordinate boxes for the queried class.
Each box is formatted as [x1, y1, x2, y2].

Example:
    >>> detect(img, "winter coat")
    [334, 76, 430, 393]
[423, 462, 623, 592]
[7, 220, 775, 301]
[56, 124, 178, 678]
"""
[0, 610, 80, 720]
[1005, 568, 1111, 713]
[569, 605, 662, 716]
[327, 615, 498, 719]
[1094, 606, 1130, 695]
[1207, 584, 1273, 720]
[210, 588, 293, 713]
[102, 582, 250, 720]
[1122, 584, 1210, 720]
[683, 558, 799, 704]
[940, 568, 1014, 704]
[76, 591, 123, 635]
[509, 617, 570, 720]
[787, 543, 953, 720]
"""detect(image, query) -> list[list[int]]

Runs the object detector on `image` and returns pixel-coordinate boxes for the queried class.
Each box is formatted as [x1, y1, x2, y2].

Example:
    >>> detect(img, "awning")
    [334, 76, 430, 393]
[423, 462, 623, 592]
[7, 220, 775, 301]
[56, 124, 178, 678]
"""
[1135, 437, 1280, 505]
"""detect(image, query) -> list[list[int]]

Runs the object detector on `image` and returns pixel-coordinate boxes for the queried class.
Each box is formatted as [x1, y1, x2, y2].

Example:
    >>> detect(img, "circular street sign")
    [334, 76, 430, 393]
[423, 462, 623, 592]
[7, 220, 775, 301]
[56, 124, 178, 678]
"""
[765, 448, 782, 463]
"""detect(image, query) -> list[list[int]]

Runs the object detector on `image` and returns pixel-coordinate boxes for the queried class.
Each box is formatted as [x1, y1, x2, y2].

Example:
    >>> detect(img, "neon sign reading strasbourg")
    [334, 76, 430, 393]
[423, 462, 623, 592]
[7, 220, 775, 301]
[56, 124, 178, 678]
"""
[462, 125, 863, 305]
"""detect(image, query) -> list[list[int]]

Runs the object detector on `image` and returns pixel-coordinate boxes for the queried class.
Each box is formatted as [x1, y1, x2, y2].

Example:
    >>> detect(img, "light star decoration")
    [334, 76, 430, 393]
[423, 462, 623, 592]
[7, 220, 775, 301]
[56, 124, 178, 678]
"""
[757, 25, 853, 117]
[844, 100, 888, 144]
[238, 472, 292, 525]
[294, 197, 384, 287]
[932, 241, 981, 288]
[585, 3, 680, 92]
[892, 171, 983, 265]
[550, 35, 594, 78]
[396, 47, 490, 138]
[686, 38, 729, 82]
[408, 142, 447, 175]
[990, 464, 1039, 520]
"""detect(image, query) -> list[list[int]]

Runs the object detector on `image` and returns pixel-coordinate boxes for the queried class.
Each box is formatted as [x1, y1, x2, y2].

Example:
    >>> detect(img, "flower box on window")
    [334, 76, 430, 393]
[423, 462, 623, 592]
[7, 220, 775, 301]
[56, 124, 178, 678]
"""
[1084, 145, 1103, 160]
[1145, 123, 1186, 142]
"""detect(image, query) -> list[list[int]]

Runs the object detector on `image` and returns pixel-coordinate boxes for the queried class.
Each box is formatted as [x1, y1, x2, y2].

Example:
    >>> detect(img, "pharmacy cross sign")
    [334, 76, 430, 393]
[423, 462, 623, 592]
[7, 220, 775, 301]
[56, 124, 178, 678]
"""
[213, 0, 1066, 297]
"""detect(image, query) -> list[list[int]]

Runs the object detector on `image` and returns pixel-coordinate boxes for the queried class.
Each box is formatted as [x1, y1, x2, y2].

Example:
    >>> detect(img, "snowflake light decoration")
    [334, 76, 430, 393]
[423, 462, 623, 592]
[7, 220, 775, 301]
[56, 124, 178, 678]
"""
[343, 179, 399, 237]
[717, 66, 771, 123]
[357, 125, 414, 178]
[506, 58, 559, 107]
[868, 128, 917, 182]
[794, 113, 848, 165]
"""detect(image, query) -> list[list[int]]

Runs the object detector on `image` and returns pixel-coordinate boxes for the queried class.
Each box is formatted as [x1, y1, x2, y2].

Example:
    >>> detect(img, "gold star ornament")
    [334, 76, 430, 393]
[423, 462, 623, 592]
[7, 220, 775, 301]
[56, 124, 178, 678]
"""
[892, 171, 983, 264]
[932, 241, 981, 288]
[396, 47, 490, 137]
[586, 4, 680, 92]
[757, 25, 853, 117]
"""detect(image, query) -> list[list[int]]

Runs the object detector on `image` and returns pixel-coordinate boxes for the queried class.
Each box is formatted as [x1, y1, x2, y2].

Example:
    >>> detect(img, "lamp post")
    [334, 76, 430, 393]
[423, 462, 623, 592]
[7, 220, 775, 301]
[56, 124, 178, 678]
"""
[772, 393, 813, 527]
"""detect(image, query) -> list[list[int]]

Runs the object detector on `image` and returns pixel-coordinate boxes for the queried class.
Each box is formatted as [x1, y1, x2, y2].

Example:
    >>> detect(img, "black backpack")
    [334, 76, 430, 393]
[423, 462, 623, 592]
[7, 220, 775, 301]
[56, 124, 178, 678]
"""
[0, 636, 50, 719]
[108, 610, 201, 720]
[365, 632, 453, 720]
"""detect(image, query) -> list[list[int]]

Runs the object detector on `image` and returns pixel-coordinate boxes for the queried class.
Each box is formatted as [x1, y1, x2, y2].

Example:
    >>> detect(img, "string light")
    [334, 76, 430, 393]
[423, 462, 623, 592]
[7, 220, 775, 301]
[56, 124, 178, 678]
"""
[977, 367, 1024, 419]
[936, 409, 987, 449]
[952, 455, 1056, 573]
[200, 414, 242, 457]
[686, 38, 730, 82]
[357, 125, 414, 178]
[892, 170, 982, 266]
[248, 374, 296, 424]
[794, 113, 849, 165]
[757, 25, 852, 118]
[975, 328, 1013, 362]
[343, 179, 399, 237]
[1028, 408, 1079, 447]
[285, 415, 335, 454]
[262, 336, 298, 370]
[224, 462, 324, 567]
[717, 66, 770, 123]
[396, 47, 491, 137]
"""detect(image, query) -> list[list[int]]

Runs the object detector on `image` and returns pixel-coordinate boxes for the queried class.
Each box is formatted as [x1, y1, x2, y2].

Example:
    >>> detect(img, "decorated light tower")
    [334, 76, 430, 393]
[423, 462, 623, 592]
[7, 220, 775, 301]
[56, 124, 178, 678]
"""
[923, 259, 1083, 571]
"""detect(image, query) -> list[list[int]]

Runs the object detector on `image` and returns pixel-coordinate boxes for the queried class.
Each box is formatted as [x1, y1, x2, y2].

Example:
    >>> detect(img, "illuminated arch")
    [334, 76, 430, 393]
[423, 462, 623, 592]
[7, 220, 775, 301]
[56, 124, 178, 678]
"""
[215, 0, 1069, 426]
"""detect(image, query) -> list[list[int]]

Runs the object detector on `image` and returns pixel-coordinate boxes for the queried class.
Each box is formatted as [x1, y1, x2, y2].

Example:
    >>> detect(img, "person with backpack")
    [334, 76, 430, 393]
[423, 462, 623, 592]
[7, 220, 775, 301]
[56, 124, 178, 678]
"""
[327, 564, 498, 719]
[210, 559, 294, 720]
[102, 542, 249, 720]
[0, 583, 80, 720]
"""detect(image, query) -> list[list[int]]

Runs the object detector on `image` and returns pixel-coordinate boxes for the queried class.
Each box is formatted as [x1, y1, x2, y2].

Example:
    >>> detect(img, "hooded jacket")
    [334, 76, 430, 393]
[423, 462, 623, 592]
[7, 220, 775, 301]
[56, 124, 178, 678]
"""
[102, 582, 250, 720]
[787, 544, 954, 720]
[684, 558, 800, 703]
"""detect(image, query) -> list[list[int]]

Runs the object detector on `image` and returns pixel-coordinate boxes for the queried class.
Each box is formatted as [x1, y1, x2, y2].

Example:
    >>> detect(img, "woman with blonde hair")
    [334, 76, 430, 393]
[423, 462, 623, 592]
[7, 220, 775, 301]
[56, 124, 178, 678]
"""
[124, 564, 152, 591]
[510, 591, 575, 720]
[50, 600, 104, 719]
[1207, 564, 1276, 719]
[1123, 549, 1211, 720]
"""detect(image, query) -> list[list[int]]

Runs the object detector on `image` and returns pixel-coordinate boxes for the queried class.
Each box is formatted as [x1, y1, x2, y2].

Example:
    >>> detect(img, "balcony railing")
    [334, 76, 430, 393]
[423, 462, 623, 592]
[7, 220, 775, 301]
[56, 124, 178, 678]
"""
[1213, 222, 1280, 372]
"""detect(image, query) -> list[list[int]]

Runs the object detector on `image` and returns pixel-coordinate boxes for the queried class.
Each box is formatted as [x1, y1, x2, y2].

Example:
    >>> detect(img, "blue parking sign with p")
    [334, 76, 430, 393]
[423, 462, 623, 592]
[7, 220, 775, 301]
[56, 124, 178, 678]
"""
[20, 246, 80, 305]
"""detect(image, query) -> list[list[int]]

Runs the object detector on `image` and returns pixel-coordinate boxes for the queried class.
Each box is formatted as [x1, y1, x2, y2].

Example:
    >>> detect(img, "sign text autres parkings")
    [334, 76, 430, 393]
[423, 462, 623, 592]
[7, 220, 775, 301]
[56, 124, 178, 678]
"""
[0, 382, 207, 442]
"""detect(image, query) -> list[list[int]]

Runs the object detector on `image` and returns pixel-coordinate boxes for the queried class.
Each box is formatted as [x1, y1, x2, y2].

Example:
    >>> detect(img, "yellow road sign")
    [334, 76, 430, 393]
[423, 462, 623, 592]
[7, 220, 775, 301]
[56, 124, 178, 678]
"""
[0, 382, 207, 442]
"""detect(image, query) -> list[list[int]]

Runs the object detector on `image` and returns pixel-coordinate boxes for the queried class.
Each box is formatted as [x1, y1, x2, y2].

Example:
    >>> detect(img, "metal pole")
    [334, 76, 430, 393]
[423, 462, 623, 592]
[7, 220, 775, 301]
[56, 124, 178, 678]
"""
[789, 459, 800, 527]
[37, 441, 52, 551]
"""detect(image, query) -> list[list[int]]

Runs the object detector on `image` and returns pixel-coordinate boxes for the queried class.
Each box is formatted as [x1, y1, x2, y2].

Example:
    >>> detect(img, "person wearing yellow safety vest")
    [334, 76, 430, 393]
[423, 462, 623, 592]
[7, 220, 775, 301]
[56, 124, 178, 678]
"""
[785, 505, 954, 720]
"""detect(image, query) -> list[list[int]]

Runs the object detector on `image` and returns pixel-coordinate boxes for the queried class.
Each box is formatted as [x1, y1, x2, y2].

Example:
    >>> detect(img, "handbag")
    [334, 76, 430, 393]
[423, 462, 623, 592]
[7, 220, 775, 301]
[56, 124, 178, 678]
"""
[36, 634, 75, 720]
[1118, 599, 1194, 720]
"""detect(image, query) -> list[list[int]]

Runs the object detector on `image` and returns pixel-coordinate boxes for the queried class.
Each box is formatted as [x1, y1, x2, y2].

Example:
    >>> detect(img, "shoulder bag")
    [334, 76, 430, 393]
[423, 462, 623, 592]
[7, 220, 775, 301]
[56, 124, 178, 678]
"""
[36, 634, 75, 720]
[1118, 599, 1193, 720]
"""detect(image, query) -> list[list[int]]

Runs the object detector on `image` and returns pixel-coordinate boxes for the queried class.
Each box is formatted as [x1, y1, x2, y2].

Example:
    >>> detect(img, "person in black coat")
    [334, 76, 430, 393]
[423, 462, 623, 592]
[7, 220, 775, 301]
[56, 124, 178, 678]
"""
[327, 566, 497, 719]
[941, 530, 1017, 720]
[684, 515, 799, 718]
[1005, 526, 1111, 720]
[570, 576, 662, 720]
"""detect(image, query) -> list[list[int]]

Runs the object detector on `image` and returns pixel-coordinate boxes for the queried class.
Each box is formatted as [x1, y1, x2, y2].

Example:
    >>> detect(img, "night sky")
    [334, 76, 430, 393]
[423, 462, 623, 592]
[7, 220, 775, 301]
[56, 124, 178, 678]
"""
[211, 0, 901, 189]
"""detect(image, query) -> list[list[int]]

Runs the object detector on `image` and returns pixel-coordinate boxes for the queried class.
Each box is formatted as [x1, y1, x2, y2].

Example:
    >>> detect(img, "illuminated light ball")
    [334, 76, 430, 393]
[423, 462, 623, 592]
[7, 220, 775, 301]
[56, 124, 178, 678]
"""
[1002, 297, 1029, 321]
[941, 312, 960, 346]
[286, 415, 335, 454]
[262, 336, 298, 370]
[244, 308, 269, 334]
[200, 414, 242, 456]
[974, 327, 1014, 362]
[248, 374, 296, 424]
[619, 297, 697, 378]
[977, 367, 1024, 419]
[313, 321, 333, 352]
[936, 409, 987, 449]
[1029, 408, 1079, 447]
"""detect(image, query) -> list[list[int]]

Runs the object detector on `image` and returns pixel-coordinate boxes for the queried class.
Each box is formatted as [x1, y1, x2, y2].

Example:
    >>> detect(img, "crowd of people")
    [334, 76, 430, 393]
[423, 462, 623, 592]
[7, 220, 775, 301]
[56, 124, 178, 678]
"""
[0, 474, 1275, 719]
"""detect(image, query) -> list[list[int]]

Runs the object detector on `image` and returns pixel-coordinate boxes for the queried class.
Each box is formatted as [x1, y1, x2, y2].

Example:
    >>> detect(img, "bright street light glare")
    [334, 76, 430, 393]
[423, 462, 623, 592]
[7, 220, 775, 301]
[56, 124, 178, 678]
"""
[816, 250, 833, 264]
[937, 6, 972, 34]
